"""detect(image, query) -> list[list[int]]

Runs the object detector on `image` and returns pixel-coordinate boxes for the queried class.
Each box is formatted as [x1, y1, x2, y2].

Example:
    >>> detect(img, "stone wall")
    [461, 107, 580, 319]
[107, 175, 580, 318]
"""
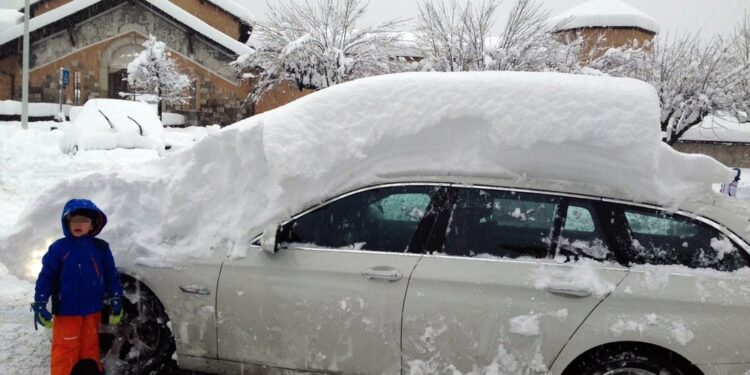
[674, 142, 750, 168]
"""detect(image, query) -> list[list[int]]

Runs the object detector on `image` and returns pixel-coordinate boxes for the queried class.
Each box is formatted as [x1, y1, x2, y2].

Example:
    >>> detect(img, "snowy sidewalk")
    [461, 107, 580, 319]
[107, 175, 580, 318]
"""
[0, 121, 213, 374]
[0, 264, 50, 375]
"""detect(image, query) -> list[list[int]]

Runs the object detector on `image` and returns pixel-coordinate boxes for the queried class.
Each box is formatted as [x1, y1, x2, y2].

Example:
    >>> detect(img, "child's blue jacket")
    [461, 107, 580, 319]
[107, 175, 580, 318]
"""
[34, 199, 123, 316]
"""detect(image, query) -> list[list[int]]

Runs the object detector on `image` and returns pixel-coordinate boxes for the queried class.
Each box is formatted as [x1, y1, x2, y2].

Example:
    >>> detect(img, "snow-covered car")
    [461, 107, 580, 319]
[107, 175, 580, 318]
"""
[9, 72, 750, 375]
[59, 99, 165, 154]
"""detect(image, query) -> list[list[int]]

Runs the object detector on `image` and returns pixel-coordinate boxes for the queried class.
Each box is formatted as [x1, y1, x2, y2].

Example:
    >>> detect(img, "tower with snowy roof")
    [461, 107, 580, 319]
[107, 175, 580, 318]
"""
[549, 0, 659, 63]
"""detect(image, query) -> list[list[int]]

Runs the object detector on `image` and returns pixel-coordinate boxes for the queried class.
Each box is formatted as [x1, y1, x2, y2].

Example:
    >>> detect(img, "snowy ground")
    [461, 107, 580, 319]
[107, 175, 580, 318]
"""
[0, 119, 748, 374]
[0, 121, 213, 375]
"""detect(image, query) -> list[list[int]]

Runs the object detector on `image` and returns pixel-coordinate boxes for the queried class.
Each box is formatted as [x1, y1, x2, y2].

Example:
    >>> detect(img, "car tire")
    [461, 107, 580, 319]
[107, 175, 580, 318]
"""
[563, 343, 701, 375]
[99, 278, 178, 375]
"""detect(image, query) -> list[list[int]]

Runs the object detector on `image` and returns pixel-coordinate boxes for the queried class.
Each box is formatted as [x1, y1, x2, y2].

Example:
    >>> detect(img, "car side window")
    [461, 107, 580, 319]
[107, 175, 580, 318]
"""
[623, 208, 747, 271]
[440, 188, 561, 259]
[278, 186, 437, 252]
[559, 201, 612, 261]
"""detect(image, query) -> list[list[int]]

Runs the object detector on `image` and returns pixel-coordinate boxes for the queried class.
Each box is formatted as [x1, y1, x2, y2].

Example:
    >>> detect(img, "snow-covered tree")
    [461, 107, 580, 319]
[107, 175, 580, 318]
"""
[587, 32, 750, 145]
[232, 0, 404, 103]
[731, 14, 750, 123]
[415, 0, 579, 73]
[126, 35, 192, 114]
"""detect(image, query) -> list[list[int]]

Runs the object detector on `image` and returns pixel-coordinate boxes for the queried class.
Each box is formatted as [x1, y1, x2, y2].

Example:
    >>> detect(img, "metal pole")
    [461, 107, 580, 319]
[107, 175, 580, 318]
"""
[21, 0, 30, 129]
[58, 67, 63, 121]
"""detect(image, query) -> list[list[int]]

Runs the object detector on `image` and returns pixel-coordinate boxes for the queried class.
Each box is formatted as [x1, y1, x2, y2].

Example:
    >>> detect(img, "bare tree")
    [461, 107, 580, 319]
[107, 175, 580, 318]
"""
[731, 14, 750, 123]
[415, 0, 497, 72]
[232, 0, 404, 103]
[415, 0, 579, 73]
[486, 0, 579, 72]
[588, 32, 750, 145]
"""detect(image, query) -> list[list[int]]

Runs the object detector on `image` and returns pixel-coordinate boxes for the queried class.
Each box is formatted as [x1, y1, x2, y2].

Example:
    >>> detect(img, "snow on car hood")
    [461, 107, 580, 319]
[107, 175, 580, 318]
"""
[0, 72, 733, 278]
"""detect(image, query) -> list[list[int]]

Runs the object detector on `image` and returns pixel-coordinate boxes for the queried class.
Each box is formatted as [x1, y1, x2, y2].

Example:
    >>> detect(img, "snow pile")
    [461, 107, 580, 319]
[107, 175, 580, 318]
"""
[680, 115, 750, 143]
[60, 99, 165, 154]
[550, 0, 660, 34]
[0, 72, 734, 279]
[162, 112, 186, 127]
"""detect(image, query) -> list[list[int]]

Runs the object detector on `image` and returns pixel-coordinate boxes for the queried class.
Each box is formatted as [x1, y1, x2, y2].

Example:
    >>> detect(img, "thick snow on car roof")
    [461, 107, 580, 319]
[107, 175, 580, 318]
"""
[0, 72, 733, 277]
[61, 99, 165, 153]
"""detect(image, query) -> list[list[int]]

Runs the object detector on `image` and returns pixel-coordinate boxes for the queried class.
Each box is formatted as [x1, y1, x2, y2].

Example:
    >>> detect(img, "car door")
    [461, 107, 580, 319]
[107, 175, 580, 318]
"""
[216, 184, 447, 374]
[555, 202, 750, 369]
[402, 186, 628, 374]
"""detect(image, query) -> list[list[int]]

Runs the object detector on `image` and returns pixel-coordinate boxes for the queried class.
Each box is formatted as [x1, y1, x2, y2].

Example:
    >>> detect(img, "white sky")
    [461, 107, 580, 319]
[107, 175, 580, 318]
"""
[1, 0, 747, 39]
[241, 0, 749, 40]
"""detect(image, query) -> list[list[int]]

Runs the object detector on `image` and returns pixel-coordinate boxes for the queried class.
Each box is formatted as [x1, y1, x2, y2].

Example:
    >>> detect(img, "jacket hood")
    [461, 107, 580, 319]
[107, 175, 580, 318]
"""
[61, 199, 107, 238]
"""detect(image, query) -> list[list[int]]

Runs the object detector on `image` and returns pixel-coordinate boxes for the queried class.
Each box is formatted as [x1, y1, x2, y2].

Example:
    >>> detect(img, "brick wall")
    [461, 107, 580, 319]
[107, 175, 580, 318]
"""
[0, 55, 20, 100]
[31, 0, 74, 17]
[674, 142, 750, 168]
[169, 0, 242, 40]
[254, 81, 316, 114]
[558, 28, 655, 64]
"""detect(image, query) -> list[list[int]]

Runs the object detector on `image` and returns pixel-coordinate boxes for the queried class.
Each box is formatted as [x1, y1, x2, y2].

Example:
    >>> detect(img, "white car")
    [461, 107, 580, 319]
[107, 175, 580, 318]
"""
[60, 99, 165, 154]
[64, 72, 747, 375]
[103, 176, 750, 375]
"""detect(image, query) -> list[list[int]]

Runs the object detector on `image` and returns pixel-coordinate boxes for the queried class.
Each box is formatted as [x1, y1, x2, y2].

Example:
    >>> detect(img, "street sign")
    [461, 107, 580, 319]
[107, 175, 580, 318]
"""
[61, 68, 70, 88]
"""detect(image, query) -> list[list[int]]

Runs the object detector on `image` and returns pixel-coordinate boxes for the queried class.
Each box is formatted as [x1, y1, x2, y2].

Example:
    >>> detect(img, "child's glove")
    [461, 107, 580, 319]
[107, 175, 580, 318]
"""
[31, 302, 53, 330]
[109, 297, 123, 325]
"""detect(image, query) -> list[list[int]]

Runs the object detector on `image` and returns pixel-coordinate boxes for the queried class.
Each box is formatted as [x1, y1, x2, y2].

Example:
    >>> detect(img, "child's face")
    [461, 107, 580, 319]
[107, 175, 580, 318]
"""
[69, 215, 93, 237]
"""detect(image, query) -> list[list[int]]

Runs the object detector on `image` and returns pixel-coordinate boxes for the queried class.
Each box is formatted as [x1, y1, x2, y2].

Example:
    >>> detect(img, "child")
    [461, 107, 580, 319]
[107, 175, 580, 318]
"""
[32, 199, 124, 375]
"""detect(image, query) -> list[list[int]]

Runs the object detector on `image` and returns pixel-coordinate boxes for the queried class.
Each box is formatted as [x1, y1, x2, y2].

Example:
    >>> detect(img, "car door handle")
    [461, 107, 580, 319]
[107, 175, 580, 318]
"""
[362, 267, 402, 282]
[545, 286, 591, 298]
[179, 284, 211, 295]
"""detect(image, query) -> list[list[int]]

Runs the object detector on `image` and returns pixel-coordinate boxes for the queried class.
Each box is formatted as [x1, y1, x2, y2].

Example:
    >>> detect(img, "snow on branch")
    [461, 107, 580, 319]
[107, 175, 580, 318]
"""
[415, 0, 579, 73]
[232, 0, 405, 103]
[126, 35, 193, 105]
[587, 31, 750, 145]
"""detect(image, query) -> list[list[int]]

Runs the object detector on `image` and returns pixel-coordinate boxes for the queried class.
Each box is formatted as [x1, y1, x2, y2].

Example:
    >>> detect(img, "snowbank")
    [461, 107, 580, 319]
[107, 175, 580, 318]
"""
[162, 112, 186, 127]
[550, 0, 660, 34]
[60, 99, 165, 154]
[0, 72, 733, 279]
[0, 100, 75, 117]
[681, 114, 750, 143]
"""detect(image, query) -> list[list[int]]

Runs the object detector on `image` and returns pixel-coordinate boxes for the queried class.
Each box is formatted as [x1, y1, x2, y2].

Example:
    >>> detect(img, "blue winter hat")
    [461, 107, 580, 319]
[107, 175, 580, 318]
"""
[61, 199, 108, 237]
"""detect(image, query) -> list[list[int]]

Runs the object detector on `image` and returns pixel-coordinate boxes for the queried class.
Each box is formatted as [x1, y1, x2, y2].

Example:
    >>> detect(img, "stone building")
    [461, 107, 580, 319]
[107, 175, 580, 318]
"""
[0, 0, 255, 125]
[549, 0, 659, 64]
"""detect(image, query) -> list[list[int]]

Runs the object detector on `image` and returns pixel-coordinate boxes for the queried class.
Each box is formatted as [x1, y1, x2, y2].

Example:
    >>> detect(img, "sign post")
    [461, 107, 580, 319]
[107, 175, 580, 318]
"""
[57, 67, 69, 122]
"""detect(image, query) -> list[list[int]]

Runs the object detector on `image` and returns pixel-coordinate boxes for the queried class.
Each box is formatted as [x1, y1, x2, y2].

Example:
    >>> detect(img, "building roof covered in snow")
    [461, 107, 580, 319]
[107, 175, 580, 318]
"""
[10, 0, 252, 22]
[550, 0, 660, 34]
[0, 9, 23, 31]
[0, 0, 252, 55]
[680, 115, 750, 144]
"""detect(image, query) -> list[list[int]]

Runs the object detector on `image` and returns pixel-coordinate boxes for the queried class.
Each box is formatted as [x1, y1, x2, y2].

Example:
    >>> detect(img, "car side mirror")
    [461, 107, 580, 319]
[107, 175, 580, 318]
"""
[260, 224, 282, 254]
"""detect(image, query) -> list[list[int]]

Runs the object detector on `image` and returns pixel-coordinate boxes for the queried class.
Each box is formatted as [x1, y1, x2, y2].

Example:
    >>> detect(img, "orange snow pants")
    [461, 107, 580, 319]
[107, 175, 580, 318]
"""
[51, 312, 102, 375]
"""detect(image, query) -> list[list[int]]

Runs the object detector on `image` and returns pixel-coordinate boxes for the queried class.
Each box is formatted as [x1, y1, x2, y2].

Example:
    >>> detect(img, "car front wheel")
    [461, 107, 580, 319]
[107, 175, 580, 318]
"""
[99, 278, 177, 374]
[563, 343, 701, 375]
